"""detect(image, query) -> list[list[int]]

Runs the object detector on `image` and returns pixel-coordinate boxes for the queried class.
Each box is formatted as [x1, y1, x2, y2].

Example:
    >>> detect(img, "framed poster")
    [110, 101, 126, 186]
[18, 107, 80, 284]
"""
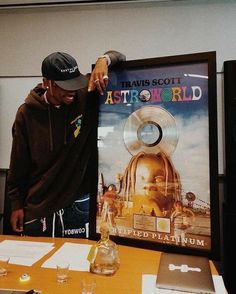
[90, 51, 220, 259]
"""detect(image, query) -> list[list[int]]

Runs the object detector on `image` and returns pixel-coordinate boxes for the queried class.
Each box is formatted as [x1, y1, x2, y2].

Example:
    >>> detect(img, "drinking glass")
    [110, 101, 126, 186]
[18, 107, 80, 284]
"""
[56, 261, 70, 283]
[0, 256, 10, 276]
[81, 277, 96, 294]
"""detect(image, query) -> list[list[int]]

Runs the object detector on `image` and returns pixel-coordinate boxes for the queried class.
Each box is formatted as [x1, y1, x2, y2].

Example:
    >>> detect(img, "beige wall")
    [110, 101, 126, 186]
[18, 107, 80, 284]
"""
[0, 1, 236, 76]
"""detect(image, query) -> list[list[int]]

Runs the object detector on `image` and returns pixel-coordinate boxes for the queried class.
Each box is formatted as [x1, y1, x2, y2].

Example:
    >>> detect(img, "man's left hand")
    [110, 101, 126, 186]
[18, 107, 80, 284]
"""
[88, 57, 109, 95]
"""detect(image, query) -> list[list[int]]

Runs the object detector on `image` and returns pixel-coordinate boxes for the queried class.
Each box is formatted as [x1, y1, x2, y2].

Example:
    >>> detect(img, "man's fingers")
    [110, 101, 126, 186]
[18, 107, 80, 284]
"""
[102, 75, 109, 88]
[94, 79, 104, 95]
[10, 209, 24, 232]
[88, 78, 95, 92]
[88, 74, 109, 94]
[103, 75, 108, 80]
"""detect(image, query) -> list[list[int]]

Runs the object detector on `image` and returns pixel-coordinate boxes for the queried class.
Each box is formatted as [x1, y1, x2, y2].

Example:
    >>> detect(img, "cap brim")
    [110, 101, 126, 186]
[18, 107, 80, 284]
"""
[55, 74, 88, 91]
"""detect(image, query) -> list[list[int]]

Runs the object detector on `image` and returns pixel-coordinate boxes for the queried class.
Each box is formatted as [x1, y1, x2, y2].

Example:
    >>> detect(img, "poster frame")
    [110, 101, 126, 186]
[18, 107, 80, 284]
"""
[89, 51, 220, 260]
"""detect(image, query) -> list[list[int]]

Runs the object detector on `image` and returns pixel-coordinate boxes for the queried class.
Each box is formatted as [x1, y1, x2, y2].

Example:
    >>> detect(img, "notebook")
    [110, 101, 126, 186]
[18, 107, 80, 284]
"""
[156, 253, 215, 294]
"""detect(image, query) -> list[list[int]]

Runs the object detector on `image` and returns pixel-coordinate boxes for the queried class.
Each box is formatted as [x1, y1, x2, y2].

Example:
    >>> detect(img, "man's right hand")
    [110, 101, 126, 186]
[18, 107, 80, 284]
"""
[10, 209, 24, 232]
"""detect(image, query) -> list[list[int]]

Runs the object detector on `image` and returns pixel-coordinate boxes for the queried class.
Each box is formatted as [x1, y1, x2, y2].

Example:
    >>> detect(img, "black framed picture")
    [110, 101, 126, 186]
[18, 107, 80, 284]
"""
[89, 51, 220, 260]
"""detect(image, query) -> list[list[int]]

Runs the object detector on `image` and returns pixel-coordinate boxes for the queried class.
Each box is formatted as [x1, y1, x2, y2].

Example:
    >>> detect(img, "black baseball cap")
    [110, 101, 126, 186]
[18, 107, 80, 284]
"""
[41, 52, 88, 91]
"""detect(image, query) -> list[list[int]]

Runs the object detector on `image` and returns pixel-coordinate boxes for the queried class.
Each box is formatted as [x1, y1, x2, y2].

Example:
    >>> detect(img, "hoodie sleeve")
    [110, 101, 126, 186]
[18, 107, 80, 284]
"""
[7, 105, 31, 211]
[104, 50, 126, 66]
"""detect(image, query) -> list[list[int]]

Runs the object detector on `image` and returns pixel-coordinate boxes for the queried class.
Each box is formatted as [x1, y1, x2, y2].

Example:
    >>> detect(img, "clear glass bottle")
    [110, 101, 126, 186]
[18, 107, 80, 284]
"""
[89, 222, 120, 276]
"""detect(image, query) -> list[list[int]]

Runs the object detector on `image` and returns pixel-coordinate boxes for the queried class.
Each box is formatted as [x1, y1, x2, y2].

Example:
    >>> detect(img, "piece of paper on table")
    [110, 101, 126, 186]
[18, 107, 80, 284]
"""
[41, 242, 92, 271]
[0, 240, 54, 266]
[142, 274, 228, 294]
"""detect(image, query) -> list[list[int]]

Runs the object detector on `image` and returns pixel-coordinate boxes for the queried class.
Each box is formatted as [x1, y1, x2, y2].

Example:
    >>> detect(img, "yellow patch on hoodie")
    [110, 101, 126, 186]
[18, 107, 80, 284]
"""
[70, 114, 82, 138]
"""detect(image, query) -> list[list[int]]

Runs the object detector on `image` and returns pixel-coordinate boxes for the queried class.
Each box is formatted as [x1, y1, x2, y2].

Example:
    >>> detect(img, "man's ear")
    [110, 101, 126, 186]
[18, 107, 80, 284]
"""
[42, 78, 50, 89]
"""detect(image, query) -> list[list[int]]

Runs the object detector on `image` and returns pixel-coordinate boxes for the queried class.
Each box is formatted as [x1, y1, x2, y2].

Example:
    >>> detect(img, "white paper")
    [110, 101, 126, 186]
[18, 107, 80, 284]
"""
[0, 240, 54, 248]
[142, 274, 228, 294]
[41, 242, 92, 271]
[0, 240, 54, 266]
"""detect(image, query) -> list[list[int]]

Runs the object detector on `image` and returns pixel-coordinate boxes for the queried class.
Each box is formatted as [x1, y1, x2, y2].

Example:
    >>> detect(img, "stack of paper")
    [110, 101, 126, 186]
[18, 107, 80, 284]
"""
[0, 240, 54, 266]
[41, 242, 92, 271]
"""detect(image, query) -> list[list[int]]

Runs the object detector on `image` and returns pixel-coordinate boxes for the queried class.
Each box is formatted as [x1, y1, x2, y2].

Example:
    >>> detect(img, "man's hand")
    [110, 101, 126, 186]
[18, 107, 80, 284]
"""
[10, 209, 24, 233]
[88, 57, 109, 95]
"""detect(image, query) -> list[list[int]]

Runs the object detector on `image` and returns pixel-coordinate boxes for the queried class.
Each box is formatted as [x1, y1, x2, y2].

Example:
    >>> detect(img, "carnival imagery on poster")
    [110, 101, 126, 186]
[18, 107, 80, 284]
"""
[96, 60, 212, 251]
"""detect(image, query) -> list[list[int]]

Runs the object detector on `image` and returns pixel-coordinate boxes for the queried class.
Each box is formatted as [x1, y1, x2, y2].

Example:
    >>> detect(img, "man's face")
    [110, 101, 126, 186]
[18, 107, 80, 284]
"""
[46, 80, 77, 105]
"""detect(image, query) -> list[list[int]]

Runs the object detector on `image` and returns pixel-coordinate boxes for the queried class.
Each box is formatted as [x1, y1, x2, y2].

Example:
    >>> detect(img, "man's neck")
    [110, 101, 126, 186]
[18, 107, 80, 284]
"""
[44, 92, 61, 108]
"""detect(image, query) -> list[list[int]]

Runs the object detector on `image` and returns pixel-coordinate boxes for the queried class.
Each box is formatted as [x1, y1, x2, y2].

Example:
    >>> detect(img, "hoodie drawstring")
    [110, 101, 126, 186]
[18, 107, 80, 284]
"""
[64, 108, 68, 145]
[47, 105, 53, 151]
[52, 209, 65, 238]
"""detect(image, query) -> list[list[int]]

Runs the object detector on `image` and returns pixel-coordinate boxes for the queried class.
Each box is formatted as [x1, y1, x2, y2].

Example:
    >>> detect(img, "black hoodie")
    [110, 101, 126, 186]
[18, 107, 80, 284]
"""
[7, 83, 98, 221]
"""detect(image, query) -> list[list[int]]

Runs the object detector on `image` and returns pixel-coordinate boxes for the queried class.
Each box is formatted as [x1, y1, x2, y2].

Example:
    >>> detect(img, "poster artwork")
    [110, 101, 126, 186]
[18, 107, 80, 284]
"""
[96, 60, 212, 251]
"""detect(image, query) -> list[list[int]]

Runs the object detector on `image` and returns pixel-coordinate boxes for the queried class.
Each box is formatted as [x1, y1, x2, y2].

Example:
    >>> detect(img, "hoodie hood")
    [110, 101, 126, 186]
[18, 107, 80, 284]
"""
[25, 83, 48, 110]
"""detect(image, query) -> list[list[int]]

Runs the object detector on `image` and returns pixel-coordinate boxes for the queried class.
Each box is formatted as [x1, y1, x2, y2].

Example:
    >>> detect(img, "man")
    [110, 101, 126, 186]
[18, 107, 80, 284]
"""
[7, 50, 125, 238]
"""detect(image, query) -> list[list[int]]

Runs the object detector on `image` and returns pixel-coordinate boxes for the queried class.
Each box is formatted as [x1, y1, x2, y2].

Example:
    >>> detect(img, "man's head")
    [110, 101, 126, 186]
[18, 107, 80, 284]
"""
[42, 52, 88, 91]
[41, 52, 88, 105]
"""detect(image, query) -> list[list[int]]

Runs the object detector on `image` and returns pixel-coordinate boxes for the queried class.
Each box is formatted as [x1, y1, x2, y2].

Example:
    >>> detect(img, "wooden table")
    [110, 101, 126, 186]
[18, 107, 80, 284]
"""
[0, 235, 218, 294]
